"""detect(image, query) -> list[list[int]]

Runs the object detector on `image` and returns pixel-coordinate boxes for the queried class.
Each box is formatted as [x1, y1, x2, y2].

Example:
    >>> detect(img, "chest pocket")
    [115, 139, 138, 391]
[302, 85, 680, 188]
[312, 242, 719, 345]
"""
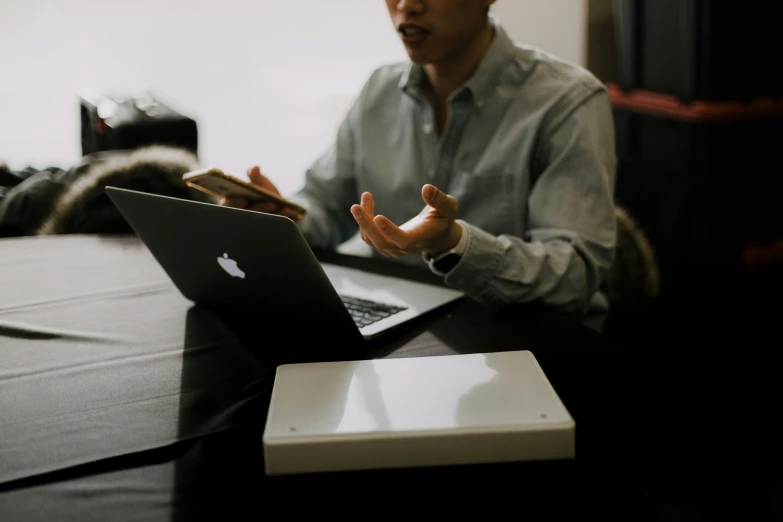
[448, 169, 517, 238]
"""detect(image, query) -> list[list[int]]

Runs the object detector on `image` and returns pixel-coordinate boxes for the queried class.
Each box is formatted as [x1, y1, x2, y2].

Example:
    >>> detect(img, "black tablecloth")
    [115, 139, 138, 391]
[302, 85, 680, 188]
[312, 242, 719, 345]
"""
[1, 235, 780, 521]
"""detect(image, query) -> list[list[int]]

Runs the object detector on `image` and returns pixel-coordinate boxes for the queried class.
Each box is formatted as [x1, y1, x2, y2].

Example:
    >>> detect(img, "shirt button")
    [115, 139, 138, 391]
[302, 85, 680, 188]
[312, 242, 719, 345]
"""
[423, 123, 433, 135]
[477, 99, 485, 108]
[428, 168, 436, 177]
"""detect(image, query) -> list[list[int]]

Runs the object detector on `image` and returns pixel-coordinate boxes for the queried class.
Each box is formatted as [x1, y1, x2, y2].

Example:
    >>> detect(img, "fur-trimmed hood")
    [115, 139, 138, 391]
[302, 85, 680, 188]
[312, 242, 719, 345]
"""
[36, 146, 214, 235]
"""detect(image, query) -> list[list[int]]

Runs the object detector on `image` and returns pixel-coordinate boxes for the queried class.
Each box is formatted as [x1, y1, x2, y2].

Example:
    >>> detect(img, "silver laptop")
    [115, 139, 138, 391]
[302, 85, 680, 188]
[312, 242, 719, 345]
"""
[105, 187, 463, 354]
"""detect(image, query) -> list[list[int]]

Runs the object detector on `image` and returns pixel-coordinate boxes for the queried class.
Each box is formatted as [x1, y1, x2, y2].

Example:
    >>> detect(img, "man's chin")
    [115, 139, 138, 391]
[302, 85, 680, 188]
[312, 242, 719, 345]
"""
[404, 48, 437, 66]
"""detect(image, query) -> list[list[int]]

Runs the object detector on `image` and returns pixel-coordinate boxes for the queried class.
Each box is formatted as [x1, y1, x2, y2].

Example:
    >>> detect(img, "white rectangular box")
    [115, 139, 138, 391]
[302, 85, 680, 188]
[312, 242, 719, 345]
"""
[263, 350, 574, 476]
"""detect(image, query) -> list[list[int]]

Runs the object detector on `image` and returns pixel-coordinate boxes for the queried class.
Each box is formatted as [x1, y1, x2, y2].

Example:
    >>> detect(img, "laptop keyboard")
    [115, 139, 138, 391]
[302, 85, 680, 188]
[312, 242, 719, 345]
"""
[340, 295, 407, 329]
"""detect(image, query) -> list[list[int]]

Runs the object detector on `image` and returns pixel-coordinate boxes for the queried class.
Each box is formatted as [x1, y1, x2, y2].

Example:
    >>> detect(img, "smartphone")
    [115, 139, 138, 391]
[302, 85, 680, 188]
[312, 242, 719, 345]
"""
[183, 167, 307, 217]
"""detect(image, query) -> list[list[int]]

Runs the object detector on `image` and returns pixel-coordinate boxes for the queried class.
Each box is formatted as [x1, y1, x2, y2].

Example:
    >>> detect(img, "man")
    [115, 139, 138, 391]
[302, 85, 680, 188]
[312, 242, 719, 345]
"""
[224, 0, 617, 331]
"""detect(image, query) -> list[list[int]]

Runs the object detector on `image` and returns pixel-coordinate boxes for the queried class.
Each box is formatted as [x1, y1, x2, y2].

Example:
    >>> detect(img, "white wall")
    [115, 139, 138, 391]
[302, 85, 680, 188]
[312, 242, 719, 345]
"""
[0, 0, 586, 196]
[494, 0, 587, 67]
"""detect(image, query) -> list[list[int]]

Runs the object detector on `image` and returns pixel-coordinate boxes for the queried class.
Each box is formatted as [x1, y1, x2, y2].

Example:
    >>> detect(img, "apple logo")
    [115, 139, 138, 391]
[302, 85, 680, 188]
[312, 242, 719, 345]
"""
[217, 253, 245, 279]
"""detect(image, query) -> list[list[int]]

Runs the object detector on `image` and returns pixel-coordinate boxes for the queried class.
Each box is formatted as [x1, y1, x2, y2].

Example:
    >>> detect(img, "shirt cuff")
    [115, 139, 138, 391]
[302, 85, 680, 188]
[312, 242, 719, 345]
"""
[423, 220, 470, 276]
[451, 219, 470, 256]
[442, 221, 504, 299]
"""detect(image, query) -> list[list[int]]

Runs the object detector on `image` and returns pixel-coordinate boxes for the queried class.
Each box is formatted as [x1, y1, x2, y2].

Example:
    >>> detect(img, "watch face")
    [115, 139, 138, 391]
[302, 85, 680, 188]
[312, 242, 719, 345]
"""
[433, 253, 461, 273]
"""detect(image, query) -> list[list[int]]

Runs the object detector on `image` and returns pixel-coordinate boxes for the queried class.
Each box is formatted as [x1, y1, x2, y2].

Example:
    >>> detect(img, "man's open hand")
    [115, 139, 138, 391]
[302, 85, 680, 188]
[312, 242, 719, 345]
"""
[350, 184, 462, 258]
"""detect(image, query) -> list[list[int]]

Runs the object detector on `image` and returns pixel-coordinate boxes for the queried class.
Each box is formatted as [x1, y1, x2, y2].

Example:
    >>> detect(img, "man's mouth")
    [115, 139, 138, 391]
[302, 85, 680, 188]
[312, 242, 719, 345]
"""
[398, 24, 430, 45]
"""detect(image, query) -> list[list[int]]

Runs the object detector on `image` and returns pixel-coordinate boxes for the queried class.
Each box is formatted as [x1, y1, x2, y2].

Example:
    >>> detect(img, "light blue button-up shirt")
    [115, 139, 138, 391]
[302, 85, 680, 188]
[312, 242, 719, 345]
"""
[291, 22, 617, 330]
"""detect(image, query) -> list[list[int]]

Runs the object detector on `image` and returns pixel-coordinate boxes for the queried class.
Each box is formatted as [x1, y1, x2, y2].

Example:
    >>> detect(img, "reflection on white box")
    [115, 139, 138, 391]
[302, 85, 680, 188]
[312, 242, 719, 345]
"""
[263, 350, 574, 476]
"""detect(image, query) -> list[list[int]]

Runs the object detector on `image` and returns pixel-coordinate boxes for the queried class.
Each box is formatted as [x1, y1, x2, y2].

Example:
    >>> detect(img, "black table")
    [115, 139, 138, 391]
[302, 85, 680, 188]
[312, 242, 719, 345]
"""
[1, 235, 780, 521]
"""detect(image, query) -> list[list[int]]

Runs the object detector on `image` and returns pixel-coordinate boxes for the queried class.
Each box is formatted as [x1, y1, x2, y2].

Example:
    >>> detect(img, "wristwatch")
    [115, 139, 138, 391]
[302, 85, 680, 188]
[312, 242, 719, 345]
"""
[430, 249, 462, 273]
[425, 221, 468, 275]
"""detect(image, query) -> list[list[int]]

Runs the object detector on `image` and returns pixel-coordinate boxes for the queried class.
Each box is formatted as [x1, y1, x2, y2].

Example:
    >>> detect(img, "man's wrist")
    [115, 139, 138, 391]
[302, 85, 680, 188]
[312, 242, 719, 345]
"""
[423, 221, 468, 275]
[425, 221, 463, 258]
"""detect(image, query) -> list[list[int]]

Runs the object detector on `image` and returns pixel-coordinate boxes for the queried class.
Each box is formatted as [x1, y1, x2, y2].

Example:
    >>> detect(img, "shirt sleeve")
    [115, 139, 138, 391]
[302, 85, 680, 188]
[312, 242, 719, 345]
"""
[439, 90, 618, 315]
[288, 95, 364, 250]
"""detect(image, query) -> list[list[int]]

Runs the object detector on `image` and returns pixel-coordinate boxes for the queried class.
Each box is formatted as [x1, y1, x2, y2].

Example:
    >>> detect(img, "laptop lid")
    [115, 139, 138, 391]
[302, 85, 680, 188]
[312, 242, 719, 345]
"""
[105, 187, 365, 364]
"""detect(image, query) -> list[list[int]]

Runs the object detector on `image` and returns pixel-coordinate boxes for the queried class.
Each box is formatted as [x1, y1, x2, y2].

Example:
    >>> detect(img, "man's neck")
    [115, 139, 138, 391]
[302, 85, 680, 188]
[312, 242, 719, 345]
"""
[423, 23, 495, 104]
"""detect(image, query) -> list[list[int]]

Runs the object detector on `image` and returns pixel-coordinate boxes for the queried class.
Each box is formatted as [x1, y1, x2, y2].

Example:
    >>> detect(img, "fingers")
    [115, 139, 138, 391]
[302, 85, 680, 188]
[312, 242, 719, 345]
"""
[361, 192, 374, 217]
[352, 195, 410, 256]
[352, 205, 388, 246]
[247, 166, 263, 185]
[220, 196, 246, 208]
[247, 201, 280, 214]
[359, 230, 380, 251]
[247, 165, 280, 195]
[422, 184, 458, 217]
[355, 195, 378, 249]
[374, 215, 411, 249]
[361, 228, 407, 257]
[351, 205, 400, 252]
[247, 201, 302, 221]
[243, 165, 303, 220]
[280, 207, 305, 222]
[222, 194, 269, 213]
[220, 193, 303, 220]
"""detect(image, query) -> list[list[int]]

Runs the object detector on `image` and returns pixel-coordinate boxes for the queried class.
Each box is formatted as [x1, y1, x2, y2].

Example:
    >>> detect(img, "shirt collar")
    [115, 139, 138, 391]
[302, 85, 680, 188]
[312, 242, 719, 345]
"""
[399, 19, 516, 109]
